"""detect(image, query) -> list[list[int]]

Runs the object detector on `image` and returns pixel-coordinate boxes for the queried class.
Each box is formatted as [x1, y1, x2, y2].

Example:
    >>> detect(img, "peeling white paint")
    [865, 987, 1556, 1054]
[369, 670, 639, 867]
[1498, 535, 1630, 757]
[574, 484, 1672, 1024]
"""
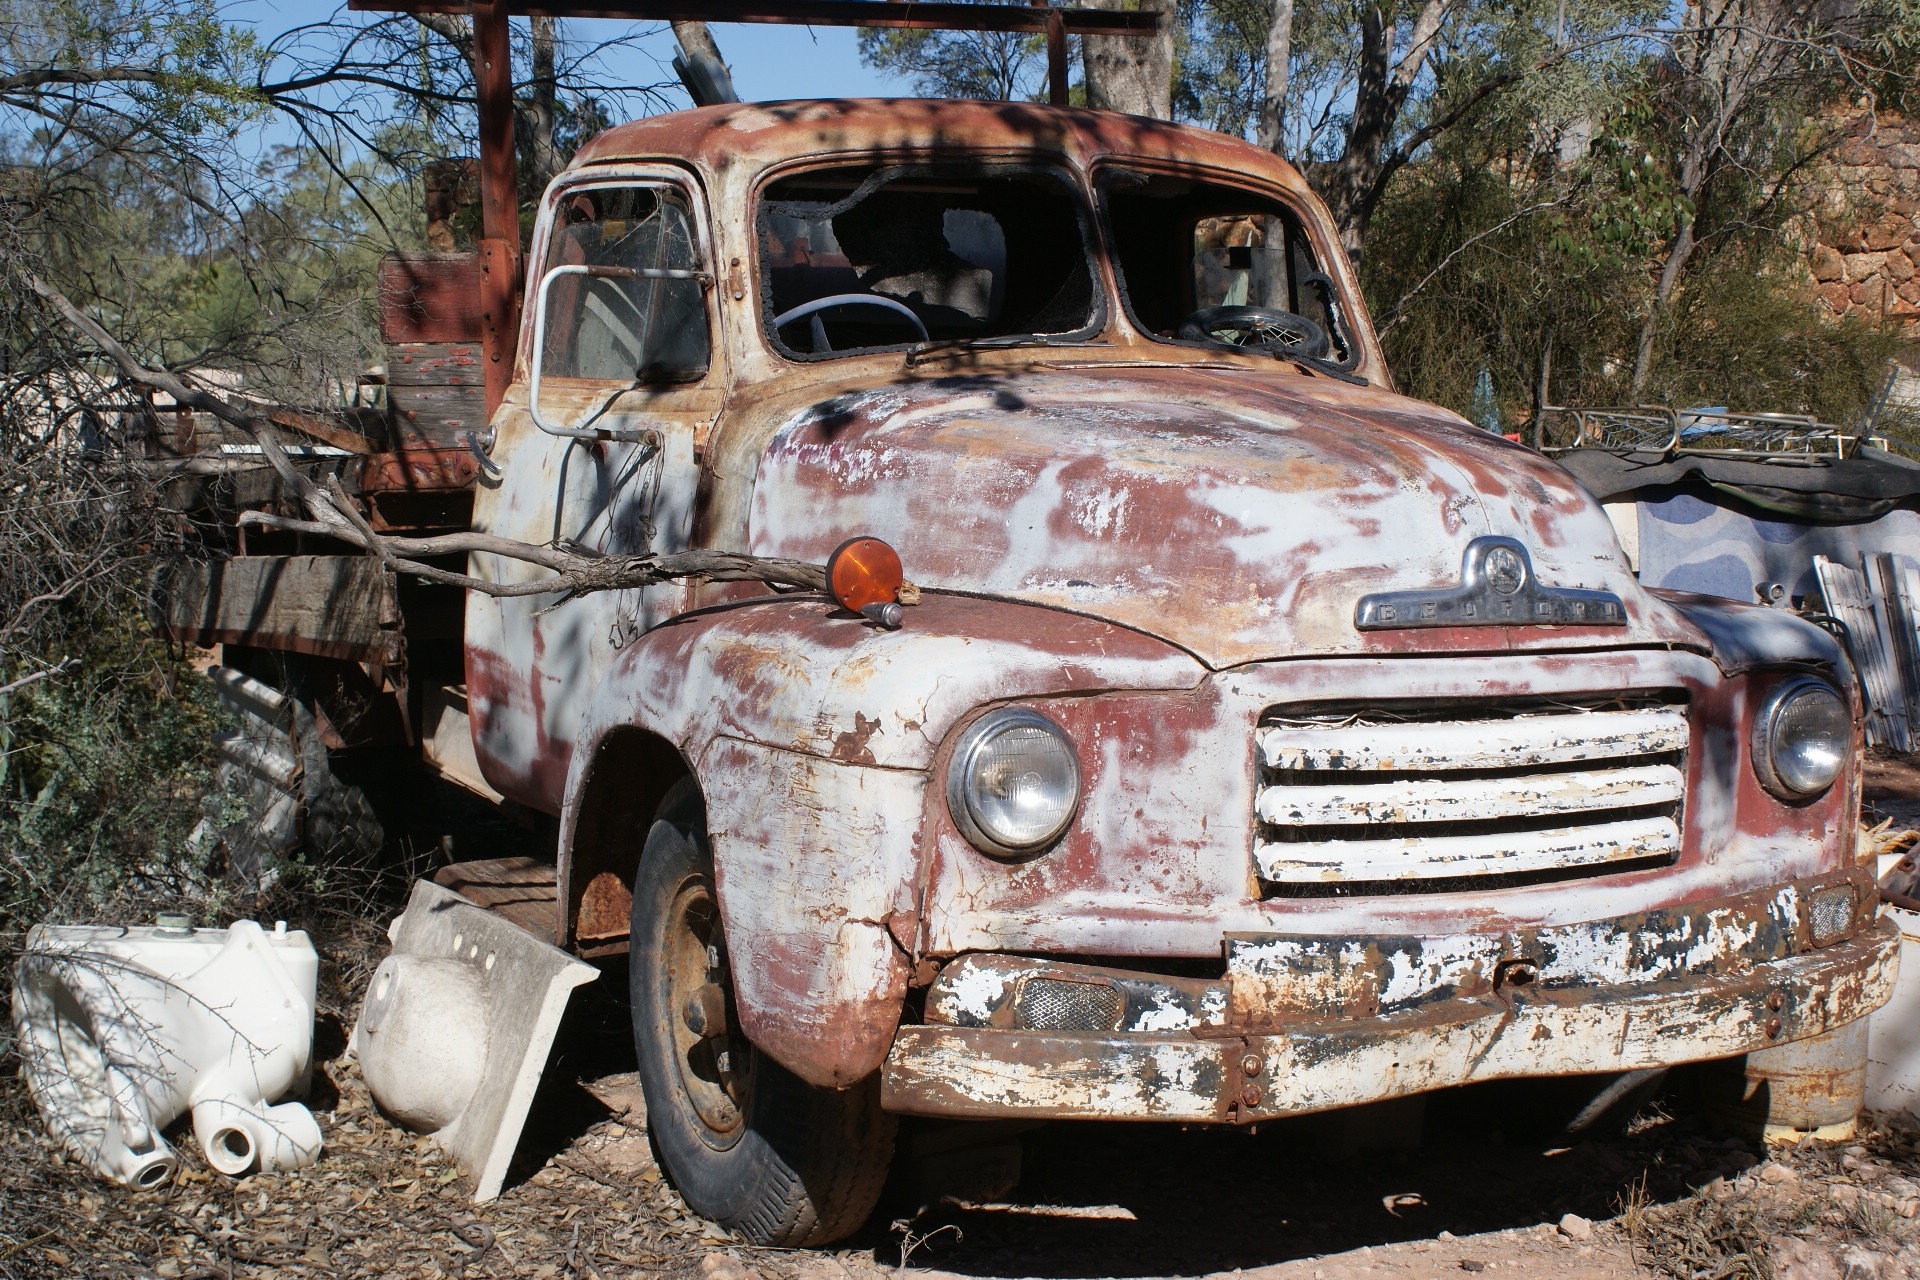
[1257, 815, 1683, 884]
[1129, 991, 1197, 1032]
[940, 963, 1010, 1025]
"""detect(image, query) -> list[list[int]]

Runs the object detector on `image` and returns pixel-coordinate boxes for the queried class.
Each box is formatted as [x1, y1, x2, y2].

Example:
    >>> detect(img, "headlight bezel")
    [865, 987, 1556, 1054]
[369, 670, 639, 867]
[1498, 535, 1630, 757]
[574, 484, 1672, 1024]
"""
[1751, 676, 1851, 804]
[945, 707, 1083, 858]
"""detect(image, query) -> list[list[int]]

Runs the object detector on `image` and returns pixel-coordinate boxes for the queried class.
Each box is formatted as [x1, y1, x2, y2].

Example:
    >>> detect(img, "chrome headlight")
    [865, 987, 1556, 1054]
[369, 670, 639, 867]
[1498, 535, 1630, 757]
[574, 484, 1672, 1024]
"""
[946, 709, 1081, 857]
[1753, 678, 1850, 802]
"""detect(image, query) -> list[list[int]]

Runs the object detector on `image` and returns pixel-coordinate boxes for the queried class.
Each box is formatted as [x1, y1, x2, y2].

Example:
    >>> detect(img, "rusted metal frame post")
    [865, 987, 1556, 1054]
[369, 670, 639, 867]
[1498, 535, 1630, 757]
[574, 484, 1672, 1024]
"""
[1043, 4, 1068, 106]
[475, 1, 521, 418]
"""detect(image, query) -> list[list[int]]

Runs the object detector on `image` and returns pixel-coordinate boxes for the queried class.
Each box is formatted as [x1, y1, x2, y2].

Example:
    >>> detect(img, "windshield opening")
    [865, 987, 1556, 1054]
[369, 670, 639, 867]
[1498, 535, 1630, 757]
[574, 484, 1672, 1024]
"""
[1100, 168, 1355, 365]
[758, 163, 1099, 359]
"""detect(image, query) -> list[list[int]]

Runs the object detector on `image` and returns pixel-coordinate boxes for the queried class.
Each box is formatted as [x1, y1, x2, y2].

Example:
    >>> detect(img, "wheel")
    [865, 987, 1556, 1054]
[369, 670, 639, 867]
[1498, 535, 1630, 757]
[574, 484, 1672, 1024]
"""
[629, 779, 896, 1245]
[1177, 303, 1330, 357]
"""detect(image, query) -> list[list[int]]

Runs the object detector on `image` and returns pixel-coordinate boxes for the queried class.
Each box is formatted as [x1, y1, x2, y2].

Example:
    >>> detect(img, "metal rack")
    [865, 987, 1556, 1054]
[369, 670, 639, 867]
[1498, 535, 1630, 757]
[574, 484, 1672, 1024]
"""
[1536, 404, 1888, 460]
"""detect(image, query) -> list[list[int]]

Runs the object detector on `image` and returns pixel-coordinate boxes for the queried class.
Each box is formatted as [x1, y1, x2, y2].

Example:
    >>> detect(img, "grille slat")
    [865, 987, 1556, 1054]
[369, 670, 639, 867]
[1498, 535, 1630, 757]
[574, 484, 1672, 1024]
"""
[1257, 706, 1687, 773]
[1256, 762, 1685, 826]
[1255, 814, 1682, 883]
[1254, 694, 1688, 894]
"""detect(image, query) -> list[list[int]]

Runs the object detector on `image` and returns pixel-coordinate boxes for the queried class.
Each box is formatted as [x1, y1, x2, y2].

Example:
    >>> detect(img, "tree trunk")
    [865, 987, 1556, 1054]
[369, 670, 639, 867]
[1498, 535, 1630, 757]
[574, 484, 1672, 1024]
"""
[1318, 0, 1454, 261]
[1629, 217, 1697, 397]
[1256, 0, 1296, 154]
[672, 20, 727, 67]
[525, 17, 562, 190]
[1080, 0, 1172, 118]
[1625, 0, 1798, 396]
[672, 21, 739, 104]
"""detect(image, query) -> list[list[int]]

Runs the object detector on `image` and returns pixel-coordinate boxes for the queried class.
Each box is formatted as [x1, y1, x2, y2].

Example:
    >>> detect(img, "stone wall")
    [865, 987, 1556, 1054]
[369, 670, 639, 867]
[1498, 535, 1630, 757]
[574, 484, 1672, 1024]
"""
[1809, 112, 1920, 324]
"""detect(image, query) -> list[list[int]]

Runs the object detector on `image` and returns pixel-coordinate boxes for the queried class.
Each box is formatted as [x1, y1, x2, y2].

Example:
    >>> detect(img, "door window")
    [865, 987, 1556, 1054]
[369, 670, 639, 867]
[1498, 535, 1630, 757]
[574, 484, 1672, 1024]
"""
[539, 184, 710, 382]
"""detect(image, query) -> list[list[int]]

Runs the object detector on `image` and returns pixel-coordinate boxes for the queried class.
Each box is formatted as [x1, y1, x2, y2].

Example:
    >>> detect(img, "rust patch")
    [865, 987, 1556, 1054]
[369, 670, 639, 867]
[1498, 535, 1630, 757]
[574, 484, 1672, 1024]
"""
[831, 711, 883, 765]
[577, 870, 633, 944]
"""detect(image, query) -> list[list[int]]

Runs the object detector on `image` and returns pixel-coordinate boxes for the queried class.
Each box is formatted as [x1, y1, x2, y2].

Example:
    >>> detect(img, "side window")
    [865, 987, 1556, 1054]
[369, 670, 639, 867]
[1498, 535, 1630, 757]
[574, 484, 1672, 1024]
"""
[540, 185, 710, 382]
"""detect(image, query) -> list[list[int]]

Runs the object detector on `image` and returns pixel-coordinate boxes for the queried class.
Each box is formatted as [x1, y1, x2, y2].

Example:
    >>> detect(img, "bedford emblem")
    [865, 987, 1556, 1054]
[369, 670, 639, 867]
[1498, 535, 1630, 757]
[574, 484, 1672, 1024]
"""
[1355, 536, 1626, 630]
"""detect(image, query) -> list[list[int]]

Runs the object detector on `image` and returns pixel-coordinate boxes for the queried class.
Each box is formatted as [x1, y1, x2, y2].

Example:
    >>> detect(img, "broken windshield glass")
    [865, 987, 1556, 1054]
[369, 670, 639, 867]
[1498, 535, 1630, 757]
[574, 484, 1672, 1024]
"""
[1099, 167, 1358, 370]
[758, 164, 1100, 359]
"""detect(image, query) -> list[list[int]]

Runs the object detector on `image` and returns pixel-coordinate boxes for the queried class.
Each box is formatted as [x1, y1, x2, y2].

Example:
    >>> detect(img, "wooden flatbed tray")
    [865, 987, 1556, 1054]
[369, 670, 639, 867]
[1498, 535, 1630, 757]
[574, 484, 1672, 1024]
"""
[434, 856, 560, 944]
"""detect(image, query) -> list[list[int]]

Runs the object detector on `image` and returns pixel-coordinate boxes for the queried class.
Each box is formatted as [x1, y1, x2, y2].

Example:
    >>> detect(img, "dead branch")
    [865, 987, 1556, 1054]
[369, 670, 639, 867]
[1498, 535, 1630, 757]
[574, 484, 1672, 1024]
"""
[28, 275, 836, 602]
[26, 273, 354, 538]
[0, 658, 78, 698]
[237, 509, 828, 597]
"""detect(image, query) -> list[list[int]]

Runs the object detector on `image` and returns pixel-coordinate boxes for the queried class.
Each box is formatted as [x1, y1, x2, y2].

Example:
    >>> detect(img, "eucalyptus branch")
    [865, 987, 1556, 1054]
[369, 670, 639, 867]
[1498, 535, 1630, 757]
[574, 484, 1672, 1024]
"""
[1377, 199, 1571, 336]
[0, 659, 79, 699]
[25, 273, 355, 538]
[0, 66, 172, 94]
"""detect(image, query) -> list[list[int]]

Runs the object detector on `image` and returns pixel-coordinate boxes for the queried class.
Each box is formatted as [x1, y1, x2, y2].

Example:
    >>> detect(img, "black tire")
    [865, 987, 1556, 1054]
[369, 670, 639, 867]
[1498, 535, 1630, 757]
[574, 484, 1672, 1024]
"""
[629, 779, 896, 1246]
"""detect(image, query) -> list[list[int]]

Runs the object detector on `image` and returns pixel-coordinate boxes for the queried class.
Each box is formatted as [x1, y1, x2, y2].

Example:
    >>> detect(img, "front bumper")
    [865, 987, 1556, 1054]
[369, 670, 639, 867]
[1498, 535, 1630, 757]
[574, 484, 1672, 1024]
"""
[882, 903, 1899, 1124]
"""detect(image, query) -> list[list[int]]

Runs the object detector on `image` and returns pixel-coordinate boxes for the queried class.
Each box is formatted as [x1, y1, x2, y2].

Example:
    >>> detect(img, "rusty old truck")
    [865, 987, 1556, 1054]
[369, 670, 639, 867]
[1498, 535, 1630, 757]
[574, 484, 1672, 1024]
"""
[156, 99, 1897, 1245]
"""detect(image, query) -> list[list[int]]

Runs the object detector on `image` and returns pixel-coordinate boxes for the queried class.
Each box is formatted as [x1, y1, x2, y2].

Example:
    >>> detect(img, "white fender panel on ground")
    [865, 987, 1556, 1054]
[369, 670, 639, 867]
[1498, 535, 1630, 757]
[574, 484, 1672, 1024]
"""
[352, 878, 596, 1202]
[10, 917, 321, 1187]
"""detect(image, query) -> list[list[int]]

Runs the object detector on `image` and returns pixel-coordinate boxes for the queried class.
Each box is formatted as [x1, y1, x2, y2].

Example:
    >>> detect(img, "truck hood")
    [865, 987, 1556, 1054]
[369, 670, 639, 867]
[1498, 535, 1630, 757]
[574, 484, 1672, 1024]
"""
[745, 366, 1703, 668]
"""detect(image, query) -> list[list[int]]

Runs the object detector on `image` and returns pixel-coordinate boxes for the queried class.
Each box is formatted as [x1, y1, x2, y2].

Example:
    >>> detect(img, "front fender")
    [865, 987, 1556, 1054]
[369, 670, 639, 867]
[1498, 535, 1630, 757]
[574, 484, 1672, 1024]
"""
[1650, 589, 1850, 678]
[561, 591, 1205, 1086]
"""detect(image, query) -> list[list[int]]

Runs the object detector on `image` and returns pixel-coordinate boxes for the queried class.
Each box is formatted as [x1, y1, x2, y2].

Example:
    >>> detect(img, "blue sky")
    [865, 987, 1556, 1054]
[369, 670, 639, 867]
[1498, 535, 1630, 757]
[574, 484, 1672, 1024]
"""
[228, 1, 913, 105]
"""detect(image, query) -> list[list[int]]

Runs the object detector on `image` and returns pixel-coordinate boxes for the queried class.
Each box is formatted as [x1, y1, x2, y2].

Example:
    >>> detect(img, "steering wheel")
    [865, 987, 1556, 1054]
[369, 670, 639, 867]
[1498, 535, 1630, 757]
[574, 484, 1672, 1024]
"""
[772, 294, 930, 353]
[1178, 305, 1330, 358]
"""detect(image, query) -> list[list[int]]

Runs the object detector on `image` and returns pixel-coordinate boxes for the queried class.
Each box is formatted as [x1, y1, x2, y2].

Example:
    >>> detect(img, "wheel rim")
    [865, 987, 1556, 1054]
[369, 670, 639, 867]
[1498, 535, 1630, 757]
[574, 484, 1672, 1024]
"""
[663, 875, 752, 1145]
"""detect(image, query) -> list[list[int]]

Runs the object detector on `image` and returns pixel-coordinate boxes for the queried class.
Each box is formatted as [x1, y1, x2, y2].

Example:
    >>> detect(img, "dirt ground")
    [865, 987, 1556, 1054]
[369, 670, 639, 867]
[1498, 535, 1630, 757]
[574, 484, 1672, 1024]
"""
[8, 972, 1920, 1280]
[10, 757, 1920, 1279]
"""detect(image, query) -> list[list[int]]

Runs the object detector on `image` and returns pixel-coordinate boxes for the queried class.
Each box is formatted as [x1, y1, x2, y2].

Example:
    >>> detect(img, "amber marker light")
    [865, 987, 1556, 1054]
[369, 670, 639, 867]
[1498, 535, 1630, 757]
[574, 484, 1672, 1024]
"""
[827, 536, 906, 629]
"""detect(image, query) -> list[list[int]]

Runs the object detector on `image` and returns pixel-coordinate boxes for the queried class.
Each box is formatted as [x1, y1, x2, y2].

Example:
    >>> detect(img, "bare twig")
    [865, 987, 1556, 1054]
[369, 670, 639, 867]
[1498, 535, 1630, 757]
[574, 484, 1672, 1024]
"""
[0, 658, 78, 699]
[236, 510, 830, 597]
[1377, 199, 1570, 336]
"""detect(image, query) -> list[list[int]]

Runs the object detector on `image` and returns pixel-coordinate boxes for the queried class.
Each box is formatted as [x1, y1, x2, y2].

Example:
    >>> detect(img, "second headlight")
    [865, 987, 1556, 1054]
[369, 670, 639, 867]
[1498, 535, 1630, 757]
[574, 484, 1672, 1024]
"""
[1753, 677, 1850, 802]
[947, 708, 1082, 857]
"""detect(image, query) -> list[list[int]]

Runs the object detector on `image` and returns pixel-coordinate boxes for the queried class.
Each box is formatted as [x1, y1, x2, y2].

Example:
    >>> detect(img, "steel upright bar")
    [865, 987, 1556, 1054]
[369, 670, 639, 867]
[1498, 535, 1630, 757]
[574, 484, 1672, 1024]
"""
[474, 1, 521, 417]
[1044, 4, 1068, 105]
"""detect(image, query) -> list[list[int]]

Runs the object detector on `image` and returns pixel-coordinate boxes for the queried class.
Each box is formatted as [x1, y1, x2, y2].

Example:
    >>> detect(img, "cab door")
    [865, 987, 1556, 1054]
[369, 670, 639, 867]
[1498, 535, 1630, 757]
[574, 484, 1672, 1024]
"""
[465, 169, 723, 811]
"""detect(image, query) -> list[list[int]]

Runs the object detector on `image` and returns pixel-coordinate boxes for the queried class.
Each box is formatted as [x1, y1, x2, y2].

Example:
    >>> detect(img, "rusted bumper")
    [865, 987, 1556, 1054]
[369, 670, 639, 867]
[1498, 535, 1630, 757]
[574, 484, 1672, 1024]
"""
[882, 915, 1899, 1125]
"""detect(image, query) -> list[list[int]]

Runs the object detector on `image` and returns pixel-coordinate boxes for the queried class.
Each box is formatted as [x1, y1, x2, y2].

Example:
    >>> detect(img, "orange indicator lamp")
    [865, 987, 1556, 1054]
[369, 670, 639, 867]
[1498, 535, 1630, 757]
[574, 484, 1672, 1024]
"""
[827, 536, 905, 629]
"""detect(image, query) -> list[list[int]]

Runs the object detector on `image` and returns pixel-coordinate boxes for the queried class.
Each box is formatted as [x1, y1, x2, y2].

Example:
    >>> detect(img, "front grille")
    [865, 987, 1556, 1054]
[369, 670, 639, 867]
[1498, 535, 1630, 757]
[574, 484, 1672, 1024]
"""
[1012, 977, 1126, 1032]
[1254, 693, 1688, 895]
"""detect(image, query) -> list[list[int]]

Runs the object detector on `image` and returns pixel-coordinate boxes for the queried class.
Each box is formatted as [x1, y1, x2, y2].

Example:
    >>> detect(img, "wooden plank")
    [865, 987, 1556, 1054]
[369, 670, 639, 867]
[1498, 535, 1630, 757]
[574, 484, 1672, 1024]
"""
[391, 391, 490, 444]
[264, 405, 381, 453]
[378, 253, 485, 344]
[435, 856, 560, 942]
[388, 342, 489, 443]
[153, 555, 402, 666]
[388, 342, 485, 388]
[1816, 555, 1908, 750]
